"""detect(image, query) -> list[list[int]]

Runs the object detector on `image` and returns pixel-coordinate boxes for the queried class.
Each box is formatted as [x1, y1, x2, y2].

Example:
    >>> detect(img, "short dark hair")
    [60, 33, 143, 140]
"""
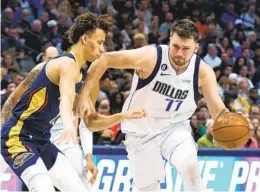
[68, 13, 112, 44]
[61, 32, 73, 51]
[170, 19, 199, 42]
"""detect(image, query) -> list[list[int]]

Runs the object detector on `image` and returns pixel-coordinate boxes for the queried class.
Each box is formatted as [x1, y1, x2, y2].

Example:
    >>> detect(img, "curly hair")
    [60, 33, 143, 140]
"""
[61, 32, 73, 51]
[68, 13, 112, 44]
[170, 19, 199, 43]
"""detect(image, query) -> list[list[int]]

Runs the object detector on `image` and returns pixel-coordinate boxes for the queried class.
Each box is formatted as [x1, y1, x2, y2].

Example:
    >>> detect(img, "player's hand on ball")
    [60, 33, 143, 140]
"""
[213, 112, 249, 150]
[123, 109, 147, 120]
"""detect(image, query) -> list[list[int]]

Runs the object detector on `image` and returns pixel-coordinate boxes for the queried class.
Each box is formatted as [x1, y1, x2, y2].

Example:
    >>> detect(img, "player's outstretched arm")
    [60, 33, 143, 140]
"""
[55, 59, 79, 144]
[84, 109, 147, 132]
[199, 62, 228, 120]
[74, 46, 156, 118]
[1, 63, 45, 126]
[81, 84, 147, 132]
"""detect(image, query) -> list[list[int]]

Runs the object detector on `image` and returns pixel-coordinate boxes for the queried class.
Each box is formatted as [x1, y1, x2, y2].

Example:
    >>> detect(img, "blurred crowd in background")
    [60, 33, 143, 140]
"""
[1, 0, 260, 148]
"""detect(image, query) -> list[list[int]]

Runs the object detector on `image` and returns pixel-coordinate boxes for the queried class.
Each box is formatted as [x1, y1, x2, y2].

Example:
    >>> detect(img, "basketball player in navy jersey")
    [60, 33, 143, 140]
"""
[1, 13, 146, 192]
[74, 19, 229, 191]
[20, 39, 98, 191]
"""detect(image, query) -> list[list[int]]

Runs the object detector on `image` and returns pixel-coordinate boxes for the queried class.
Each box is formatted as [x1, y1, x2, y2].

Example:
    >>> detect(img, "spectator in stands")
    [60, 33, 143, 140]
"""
[253, 44, 260, 69]
[249, 121, 256, 138]
[121, 22, 134, 48]
[240, 4, 260, 30]
[57, 13, 70, 35]
[148, 16, 160, 45]
[85, 0, 101, 15]
[2, 8, 14, 34]
[133, 10, 146, 28]
[139, 0, 152, 27]
[39, 11, 50, 34]
[249, 105, 260, 120]
[42, 46, 59, 62]
[238, 77, 250, 100]
[203, 43, 222, 68]
[134, 21, 149, 35]
[110, 92, 125, 114]
[23, 20, 43, 58]
[233, 57, 247, 74]
[46, 20, 62, 46]
[222, 64, 233, 77]
[190, 113, 200, 142]
[133, 33, 147, 48]
[197, 119, 215, 148]
[248, 88, 260, 105]
[17, 9, 32, 33]
[13, 73, 26, 86]
[238, 65, 254, 89]
[159, 12, 174, 43]
[94, 99, 116, 145]
[242, 48, 255, 75]
[1, 54, 20, 71]
[2, 27, 23, 57]
[1, 82, 16, 108]
[220, 2, 237, 26]
[229, 84, 251, 113]
[256, 126, 260, 148]
[251, 118, 260, 131]
[197, 105, 210, 137]
[218, 76, 230, 99]
[244, 122, 258, 148]
[219, 37, 232, 54]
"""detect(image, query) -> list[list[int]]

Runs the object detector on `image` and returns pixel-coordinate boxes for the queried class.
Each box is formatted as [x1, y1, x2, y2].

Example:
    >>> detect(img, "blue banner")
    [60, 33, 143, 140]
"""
[91, 147, 260, 192]
[1, 147, 259, 191]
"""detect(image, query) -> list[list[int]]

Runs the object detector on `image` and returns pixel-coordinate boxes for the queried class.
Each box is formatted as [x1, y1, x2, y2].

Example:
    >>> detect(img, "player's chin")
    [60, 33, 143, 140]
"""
[88, 55, 101, 62]
[175, 61, 186, 66]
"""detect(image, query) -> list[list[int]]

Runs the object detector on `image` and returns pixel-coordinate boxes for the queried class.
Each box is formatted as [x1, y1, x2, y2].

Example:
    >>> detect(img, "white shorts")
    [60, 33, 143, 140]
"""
[124, 120, 197, 188]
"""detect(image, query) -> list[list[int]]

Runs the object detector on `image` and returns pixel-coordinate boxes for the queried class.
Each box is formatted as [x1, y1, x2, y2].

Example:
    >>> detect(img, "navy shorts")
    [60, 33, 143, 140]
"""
[1, 116, 59, 178]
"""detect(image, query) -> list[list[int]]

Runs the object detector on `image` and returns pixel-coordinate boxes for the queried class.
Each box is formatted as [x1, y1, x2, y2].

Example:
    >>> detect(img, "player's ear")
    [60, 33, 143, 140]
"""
[41, 55, 46, 62]
[194, 43, 199, 53]
[82, 34, 89, 44]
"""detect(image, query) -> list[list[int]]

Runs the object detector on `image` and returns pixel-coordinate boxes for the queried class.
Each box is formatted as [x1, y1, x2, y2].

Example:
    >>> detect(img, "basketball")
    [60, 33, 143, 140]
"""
[213, 112, 249, 150]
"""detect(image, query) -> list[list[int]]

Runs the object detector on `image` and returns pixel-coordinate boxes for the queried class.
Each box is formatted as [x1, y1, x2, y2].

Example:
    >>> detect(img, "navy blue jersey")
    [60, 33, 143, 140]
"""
[9, 53, 86, 136]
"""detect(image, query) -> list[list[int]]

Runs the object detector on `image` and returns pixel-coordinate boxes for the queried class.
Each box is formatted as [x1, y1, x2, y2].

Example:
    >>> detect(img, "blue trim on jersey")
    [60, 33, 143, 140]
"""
[136, 45, 162, 90]
[126, 45, 162, 110]
[193, 56, 203, 104]
[52, 53, 76, 62]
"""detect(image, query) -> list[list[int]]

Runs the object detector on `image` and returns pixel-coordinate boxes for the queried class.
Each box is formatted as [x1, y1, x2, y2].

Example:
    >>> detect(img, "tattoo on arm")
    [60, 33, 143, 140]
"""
[1, 97, 16, 126]
[1, 66, 42, 126]
[23, 68, 41, 87]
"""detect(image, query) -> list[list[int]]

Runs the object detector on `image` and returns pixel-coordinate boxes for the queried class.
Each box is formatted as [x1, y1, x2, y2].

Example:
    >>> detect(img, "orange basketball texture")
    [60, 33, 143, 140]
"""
[213, 112, 249, 150]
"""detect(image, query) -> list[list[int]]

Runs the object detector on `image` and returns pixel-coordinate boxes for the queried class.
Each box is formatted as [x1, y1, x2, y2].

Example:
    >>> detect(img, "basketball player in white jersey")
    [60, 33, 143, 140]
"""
[74, 19, 228, 191]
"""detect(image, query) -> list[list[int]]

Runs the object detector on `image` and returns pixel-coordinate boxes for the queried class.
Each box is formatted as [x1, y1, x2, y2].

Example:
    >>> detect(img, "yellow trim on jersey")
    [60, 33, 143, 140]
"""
[6, 87, 47, 158]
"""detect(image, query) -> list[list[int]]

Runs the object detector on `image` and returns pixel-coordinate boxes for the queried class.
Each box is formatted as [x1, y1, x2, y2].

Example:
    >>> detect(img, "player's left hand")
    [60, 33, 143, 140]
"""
[85, 155, 98, 185]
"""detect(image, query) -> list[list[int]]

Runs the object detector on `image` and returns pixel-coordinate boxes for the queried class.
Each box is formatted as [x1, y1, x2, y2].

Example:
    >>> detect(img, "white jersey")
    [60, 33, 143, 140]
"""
[122, 45, 202, 134]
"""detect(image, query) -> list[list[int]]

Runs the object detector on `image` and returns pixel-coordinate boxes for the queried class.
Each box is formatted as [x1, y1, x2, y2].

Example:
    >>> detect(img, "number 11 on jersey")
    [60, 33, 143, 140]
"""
[165, 98, 183, 112]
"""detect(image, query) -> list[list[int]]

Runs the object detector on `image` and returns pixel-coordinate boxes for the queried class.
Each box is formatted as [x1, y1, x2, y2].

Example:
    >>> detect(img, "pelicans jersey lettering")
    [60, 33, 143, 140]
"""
[122, 45, 202, 134]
